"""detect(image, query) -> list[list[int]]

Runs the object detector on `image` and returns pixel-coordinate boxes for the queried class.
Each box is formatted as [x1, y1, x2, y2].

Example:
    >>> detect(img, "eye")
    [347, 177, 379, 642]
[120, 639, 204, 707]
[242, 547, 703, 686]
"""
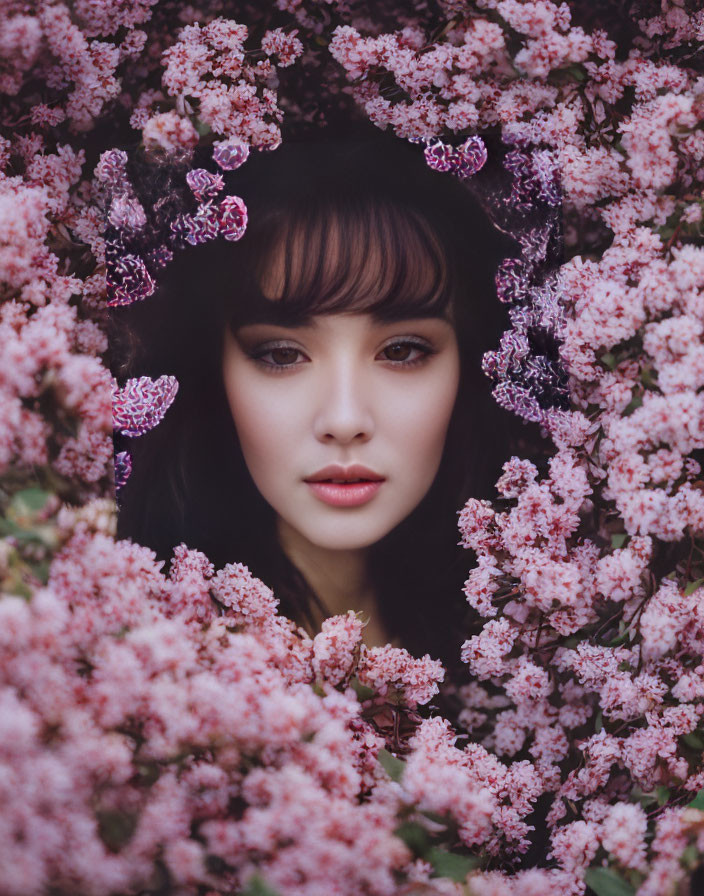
[266, 346, 303, 366]
[249, 342, 309, 371]
[377, 338, 435, 367]
[245, 335, 437, 372]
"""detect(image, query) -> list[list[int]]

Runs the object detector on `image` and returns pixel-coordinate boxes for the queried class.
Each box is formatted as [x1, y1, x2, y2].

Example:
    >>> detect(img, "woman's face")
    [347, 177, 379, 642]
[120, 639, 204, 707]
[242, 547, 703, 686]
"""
[222, 312, 461, 551]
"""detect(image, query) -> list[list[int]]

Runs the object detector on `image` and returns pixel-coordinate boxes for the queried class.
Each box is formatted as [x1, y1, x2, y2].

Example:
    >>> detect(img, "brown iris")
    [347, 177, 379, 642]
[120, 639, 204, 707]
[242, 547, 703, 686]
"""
[382, 343, 413, 362]
[269, 347, 301, 365]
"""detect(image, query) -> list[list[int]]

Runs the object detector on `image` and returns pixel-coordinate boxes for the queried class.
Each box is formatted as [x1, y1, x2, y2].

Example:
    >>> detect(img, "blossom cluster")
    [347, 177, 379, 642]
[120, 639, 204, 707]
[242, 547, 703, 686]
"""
[0, 501, 524, 895]
[154, 17, 303, 152]
[328, 5, 600, 142]
[0, 144, 113, 485]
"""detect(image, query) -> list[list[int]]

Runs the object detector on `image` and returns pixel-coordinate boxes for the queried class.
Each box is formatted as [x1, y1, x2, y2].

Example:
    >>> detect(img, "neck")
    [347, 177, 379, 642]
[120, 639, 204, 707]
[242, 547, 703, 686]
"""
[276, 516, 395, 648]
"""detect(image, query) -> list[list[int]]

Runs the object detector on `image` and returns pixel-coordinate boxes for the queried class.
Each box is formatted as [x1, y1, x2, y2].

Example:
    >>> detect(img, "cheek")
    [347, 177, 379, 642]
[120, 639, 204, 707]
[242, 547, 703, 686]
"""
[223, 365, 267, 457]
[383, 363, 460, 472]
[222, 367, 303, 479]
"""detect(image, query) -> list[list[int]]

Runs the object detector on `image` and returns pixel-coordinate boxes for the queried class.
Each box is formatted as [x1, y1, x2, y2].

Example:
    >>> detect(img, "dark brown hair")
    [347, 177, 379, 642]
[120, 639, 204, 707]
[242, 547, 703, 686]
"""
[110, 128, 541, 675]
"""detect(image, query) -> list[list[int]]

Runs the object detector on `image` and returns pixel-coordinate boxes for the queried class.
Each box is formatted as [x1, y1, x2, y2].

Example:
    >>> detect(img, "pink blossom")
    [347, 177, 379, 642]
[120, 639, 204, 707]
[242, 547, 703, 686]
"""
[142, 110, 199, 154]
[209, 562, 279, 628]
[357, 645, 444, 708]
[261, 28, 304, 67]
[312, 612, 363, 686]
[462, 619, 517, 679]
[601, 803, 648, 870]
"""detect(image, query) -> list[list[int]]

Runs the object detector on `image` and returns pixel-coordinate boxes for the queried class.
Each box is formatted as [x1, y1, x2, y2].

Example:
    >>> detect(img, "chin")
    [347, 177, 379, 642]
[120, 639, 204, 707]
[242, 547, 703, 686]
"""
[303, 523, 394, 551]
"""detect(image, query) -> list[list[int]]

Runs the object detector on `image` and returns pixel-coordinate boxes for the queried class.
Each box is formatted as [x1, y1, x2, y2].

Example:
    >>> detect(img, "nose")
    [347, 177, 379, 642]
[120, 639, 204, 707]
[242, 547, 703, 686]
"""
[312, 357, 375, 445]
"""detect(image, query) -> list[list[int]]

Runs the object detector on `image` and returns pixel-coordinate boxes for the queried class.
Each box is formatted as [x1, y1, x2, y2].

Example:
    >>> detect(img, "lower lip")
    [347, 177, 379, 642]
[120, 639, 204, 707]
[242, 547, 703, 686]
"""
[305, 480, 384, 507]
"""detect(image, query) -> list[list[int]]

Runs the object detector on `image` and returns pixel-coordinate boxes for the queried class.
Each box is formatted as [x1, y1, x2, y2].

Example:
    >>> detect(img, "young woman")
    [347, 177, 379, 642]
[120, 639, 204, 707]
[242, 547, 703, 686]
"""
[111, 127, 535, 676]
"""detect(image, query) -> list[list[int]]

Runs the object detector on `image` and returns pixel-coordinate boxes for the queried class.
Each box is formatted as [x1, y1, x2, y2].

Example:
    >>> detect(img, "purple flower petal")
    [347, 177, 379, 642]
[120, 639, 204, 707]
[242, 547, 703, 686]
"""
[186, 168, 225, 201]
[106, 252, 156, 306]
[108, 193, 147, 230]
[213, 139, 250, 171]
[495, 258, 532, 305]
[424, 136, 487, 179]
[146, 245, 174, 269]
[454, 136, 487, 177]
[114, 450, 132, 490]
[112, 375, 179, 437]
[424, 139, 455, 173]
[492, 382, 547, 425]
[95, 149, 129, 190]
[187, 201, 220, 245]
[170, 213, 192, 248]
[218, 195, 248, 241]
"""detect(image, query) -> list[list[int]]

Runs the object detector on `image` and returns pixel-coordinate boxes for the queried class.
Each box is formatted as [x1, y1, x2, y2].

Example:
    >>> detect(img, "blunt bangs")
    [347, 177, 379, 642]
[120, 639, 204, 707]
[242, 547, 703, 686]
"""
[227, 195, 456, 331]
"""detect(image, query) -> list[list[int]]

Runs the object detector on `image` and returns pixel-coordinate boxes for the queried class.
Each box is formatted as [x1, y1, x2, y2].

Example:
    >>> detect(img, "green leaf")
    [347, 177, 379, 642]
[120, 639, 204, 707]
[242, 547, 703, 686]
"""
[421, 810, 449, 826]
[11, 487, 52, 515]
[640, 367, 658, 389]
[680, 843, 701, 868]
[0, 518, 50, 547]
[622, 393, 643, 416]
[683, 732, 704, 751]
[5, 580, 32, 600]
[241, 875, 281, 896]
[610, 533, 628, 550]
[688, 788, 704, 810]
[30, 559, 51, 585]
[0, 518, 22, 537]
[427, 847, 478, 881]
[685, 578, 704, 596]
[656, 786, 670, 806]
[600, 352, 617, 370]
[594, 709, 603, 733]
[378, 747, 405, 783]
[565, 63, 587, 82]
[584, 867, 635, 896]
[349, 677, 375, 701]
[394, 820, 430, 856]
[632, 786, 658, 808]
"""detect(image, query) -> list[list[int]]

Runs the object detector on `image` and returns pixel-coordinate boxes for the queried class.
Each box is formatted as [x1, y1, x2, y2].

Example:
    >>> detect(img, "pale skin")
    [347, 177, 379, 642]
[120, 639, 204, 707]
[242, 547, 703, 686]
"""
[221, 222, 461, 647]
[222, 312, 461, 647]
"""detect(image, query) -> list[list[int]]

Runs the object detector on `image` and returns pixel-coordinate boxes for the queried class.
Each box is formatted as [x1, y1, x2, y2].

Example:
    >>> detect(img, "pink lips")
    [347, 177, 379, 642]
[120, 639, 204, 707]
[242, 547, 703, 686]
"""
[304, 464, 385, 508]
[307, 481, 383, 507]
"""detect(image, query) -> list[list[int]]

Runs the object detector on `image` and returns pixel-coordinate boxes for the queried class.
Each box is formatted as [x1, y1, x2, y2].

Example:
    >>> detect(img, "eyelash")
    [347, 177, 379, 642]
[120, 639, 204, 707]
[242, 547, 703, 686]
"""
[248, 338, 437, 373]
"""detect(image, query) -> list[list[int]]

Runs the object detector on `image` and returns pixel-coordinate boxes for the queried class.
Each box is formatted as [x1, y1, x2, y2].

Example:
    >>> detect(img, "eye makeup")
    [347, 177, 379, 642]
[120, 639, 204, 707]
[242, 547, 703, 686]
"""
[242, 334, 439, 374]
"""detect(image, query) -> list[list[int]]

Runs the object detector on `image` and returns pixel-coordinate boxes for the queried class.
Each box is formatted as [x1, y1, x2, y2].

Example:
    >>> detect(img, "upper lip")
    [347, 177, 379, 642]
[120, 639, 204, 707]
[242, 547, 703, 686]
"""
[304, 464, 385, 483]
